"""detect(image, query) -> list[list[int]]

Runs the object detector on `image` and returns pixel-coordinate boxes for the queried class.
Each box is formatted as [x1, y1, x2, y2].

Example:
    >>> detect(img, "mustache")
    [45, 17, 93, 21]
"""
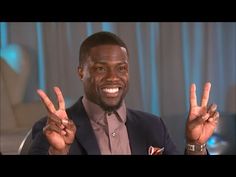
[100, 82, 125, 88]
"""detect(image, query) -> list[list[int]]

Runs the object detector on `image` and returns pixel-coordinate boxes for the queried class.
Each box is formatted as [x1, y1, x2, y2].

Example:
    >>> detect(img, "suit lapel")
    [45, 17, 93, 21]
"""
[68, 100, 148, 155]
[126, 110, 148, 155]
[68, 98, 101, 155]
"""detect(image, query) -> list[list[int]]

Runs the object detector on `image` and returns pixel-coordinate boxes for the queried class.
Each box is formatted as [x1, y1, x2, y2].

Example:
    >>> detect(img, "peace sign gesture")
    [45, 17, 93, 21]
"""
[186, 82, 219, 145]
[37, 87, 76, 154]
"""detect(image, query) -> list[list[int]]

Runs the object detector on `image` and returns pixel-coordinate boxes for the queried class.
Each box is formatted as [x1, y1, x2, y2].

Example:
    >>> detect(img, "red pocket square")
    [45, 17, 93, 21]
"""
[148, 146, 164, 155]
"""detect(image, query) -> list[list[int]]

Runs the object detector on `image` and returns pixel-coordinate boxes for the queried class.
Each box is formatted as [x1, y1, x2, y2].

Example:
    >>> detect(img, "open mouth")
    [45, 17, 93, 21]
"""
[101, 87, 122, 97]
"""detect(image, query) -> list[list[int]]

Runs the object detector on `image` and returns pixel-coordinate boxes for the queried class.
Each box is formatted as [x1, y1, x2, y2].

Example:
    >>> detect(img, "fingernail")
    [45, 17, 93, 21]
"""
[212, 104, 217, 110]
[61, 130, 67, 135]
[62, 119, 69, 124]
[202, 113, 209, 120]
[208, 118, 214, 122]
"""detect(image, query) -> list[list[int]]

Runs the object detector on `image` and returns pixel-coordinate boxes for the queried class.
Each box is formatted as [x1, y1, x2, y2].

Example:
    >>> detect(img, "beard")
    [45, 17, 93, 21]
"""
[99, 98, 124, 112]
[86, 85, 128, 112]
[98, 85, 129, 112]
[84, 82, 129, 112]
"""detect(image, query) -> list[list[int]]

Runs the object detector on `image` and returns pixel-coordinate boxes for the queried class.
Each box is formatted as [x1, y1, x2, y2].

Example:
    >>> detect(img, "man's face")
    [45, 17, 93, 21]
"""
[79, 44, 129, 111]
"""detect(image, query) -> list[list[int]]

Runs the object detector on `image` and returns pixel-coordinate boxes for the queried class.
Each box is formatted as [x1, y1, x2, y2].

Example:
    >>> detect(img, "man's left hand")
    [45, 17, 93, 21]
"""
[186, 82, 220, 144]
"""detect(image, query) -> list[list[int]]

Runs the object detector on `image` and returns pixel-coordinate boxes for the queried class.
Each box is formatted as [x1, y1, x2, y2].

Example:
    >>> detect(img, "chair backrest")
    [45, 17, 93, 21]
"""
[18, 129, 32, 155]
[0, 44, 31, 106]
[0, 44, 31, 132]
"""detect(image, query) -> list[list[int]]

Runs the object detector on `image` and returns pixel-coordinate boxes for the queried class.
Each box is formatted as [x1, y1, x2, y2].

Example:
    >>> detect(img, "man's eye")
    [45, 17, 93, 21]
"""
[96, 67, 106, 72]
[118, 66, 127, 72]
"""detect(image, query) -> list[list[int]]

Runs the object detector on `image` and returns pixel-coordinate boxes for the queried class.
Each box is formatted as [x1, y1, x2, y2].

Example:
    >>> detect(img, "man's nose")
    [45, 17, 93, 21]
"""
[105, 70, 119, 82]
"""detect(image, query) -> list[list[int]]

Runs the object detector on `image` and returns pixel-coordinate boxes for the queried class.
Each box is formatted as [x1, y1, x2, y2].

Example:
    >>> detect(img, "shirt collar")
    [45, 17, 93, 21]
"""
[82, 96, 127, 124]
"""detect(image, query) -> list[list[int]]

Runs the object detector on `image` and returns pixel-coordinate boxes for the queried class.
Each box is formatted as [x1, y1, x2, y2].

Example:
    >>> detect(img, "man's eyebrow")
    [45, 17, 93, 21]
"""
[93, 61, 108, 65]
[94, 61, 128, 65]
[118, 61, 128, 65]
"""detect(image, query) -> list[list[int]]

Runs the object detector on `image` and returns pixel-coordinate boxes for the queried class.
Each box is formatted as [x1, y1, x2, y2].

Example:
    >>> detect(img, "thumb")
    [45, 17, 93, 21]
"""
[188, 113, 209, 130]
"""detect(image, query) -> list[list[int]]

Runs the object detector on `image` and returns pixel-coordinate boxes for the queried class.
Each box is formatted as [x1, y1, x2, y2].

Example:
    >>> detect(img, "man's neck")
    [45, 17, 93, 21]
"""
[82, 96, 127, 123]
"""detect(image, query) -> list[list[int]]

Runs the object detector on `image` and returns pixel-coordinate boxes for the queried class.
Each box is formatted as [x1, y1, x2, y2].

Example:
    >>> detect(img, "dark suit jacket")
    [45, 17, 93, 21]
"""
[28, 97, 179, 155]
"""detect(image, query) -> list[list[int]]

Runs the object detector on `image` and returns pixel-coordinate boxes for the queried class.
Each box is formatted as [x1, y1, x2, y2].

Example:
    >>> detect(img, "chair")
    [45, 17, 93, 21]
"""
[18, 129, 32, 155]
[0, 44, 46, 154]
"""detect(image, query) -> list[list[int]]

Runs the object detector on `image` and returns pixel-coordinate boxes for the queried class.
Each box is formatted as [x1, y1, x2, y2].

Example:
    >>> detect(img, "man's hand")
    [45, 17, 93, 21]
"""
[37, 87, 76, 154]
[186, 82, 219, 145]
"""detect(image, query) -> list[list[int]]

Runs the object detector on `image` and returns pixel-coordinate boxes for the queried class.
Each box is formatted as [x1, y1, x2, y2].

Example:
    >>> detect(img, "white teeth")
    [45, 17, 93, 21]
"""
[102, 88, 119, 93]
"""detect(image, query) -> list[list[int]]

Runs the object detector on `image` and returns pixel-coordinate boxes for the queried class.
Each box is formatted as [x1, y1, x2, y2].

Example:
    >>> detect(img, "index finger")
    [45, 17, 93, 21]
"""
[54, 86, 65, 110]
[37, 89, 56, 113]
[201, 82, 211, 107]
[190, 83, 198, 107]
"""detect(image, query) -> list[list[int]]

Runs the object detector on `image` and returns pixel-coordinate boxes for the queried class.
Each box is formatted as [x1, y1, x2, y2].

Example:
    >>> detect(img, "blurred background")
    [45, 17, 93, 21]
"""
[0, 22, 235, 154]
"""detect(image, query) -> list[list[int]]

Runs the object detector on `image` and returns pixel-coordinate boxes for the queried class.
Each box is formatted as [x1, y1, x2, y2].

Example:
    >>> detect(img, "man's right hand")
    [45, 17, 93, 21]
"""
[37, 87, 76, 155]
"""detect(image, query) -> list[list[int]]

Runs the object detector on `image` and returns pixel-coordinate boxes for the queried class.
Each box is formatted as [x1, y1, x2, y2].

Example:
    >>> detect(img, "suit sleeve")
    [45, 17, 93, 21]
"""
[159, 118, 181, 155]
[28, 118, 50, 155]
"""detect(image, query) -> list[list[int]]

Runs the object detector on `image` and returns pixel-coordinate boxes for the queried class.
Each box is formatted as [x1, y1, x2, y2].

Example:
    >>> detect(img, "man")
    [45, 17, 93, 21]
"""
[28, 31, 219, 155]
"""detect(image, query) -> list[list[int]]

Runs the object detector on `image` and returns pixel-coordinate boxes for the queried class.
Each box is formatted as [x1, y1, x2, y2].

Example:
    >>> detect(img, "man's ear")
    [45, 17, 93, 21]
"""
[78, 66, 84, 80]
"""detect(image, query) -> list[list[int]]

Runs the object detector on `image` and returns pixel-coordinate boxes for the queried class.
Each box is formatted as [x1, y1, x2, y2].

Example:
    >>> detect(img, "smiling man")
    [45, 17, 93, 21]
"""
[79, 44, 129, 112]
[28, 32, 219, 155]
